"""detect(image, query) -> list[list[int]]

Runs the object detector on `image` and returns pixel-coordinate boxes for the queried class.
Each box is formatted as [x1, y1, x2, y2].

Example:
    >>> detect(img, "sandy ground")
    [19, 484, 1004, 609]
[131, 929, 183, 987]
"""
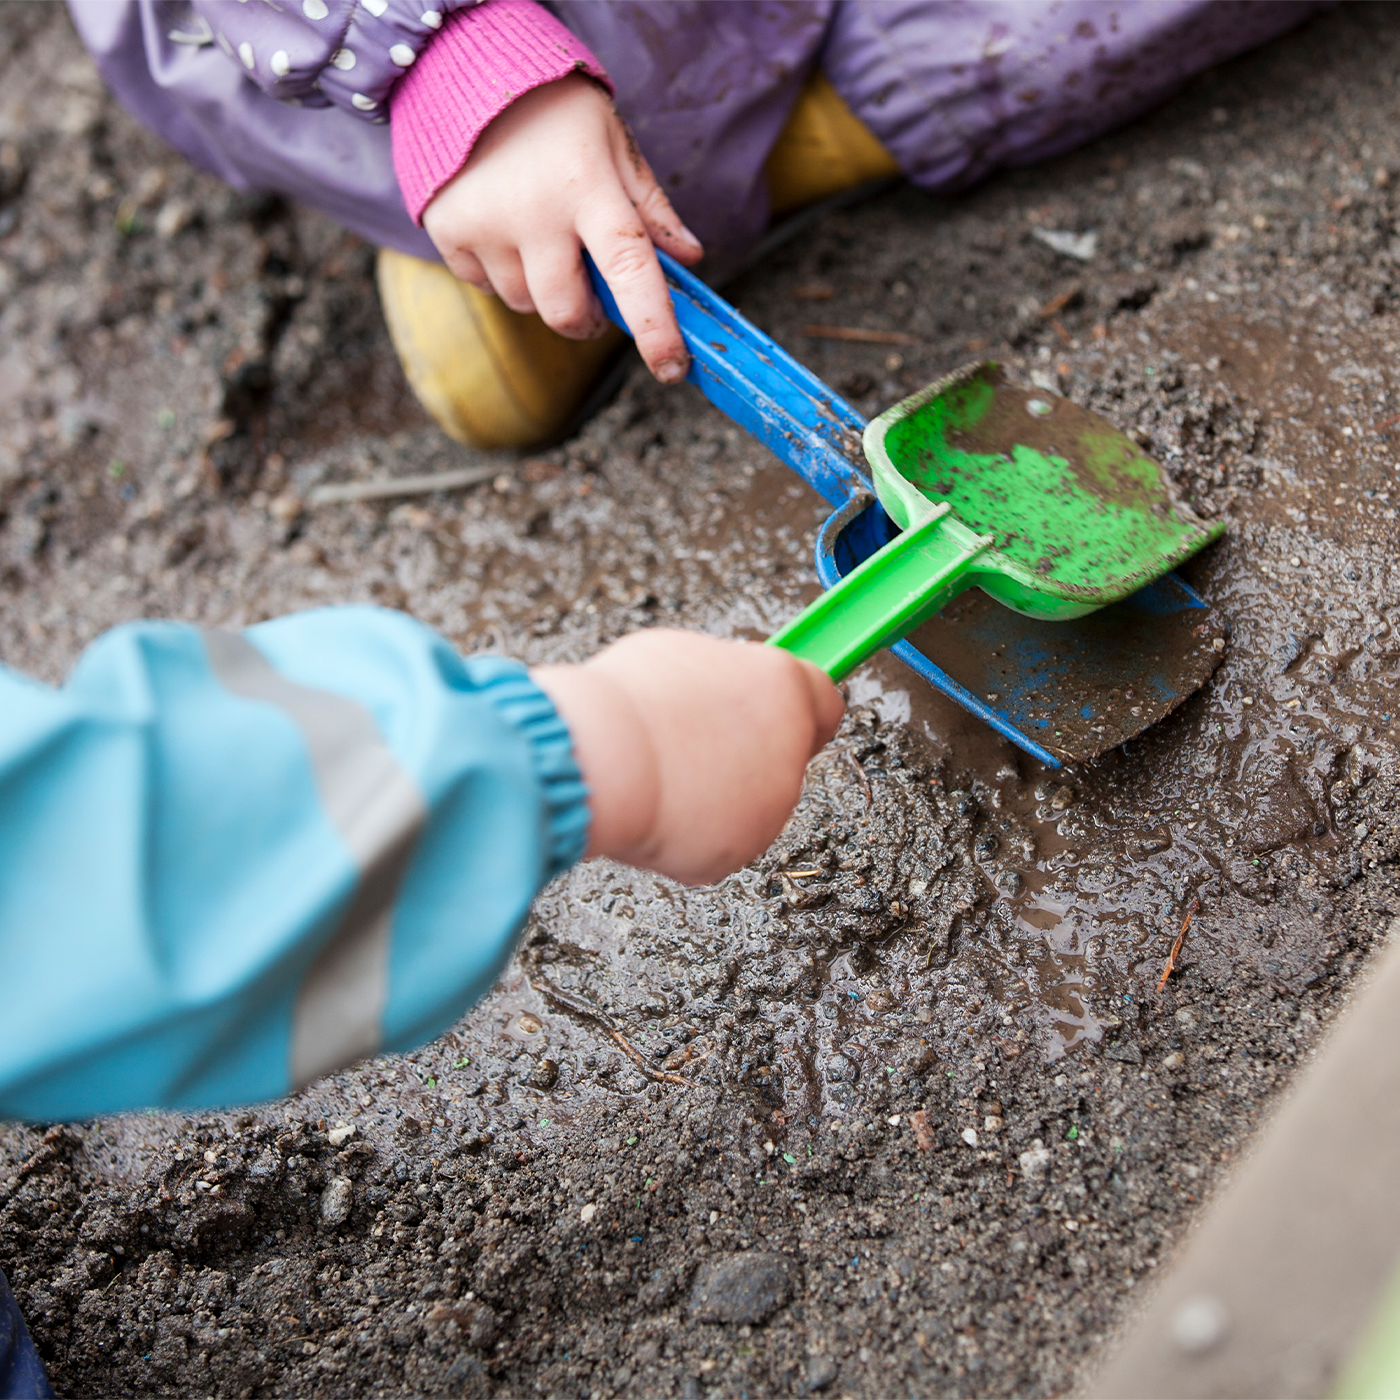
[3, 5, 1400, 1397]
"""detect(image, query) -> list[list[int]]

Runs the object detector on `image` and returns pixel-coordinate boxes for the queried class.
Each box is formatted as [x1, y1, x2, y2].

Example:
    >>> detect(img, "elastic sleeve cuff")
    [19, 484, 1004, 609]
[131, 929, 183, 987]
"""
[389, 0, 611, 224]
[466, 656, 590, 880]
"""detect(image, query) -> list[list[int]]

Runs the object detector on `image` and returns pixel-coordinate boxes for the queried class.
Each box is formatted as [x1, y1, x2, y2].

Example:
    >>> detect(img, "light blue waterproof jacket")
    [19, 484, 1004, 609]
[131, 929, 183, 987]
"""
[0, 607, 589, 1122]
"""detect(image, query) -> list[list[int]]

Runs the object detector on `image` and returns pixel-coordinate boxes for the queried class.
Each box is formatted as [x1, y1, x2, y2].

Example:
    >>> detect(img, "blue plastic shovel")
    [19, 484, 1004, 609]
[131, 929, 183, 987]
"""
[587, 251, 1224, 767]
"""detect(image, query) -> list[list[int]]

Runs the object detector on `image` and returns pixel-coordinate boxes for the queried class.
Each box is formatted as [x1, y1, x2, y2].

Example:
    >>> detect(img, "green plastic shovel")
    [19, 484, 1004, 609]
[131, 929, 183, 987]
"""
[767, 362, 1225, 679]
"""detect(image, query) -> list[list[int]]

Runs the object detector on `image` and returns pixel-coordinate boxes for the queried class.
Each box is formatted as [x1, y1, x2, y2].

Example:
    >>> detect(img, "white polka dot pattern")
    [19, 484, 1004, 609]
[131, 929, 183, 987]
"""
[187, 0, 489, 124]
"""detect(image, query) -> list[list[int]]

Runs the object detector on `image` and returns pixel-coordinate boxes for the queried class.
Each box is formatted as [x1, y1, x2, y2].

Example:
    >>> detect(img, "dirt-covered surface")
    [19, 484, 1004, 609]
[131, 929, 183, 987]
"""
[4, 6, 1400, 1398]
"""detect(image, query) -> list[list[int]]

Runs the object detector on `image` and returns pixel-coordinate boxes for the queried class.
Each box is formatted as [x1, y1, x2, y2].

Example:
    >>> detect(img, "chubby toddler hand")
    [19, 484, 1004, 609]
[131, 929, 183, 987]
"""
[534, 631, 844, 886]
[422, 74, 703, 384]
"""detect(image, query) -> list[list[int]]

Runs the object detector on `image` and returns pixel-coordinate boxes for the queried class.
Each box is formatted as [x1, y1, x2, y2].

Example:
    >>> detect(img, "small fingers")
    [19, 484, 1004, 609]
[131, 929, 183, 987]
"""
[618, 151, 704, 267]
[438, 246, 490, 292]
[578, 193, 688, 383]
[796, 657, 846, 755]
[476, 250, 534, 314]
[520, 243, 609, 339]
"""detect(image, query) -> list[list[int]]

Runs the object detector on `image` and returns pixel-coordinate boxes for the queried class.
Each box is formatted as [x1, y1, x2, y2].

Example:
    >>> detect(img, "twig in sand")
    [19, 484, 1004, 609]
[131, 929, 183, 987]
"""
[1157, 898, 1199, 992]
[1038, 284, 1083, 319]
[845, 750, 873, 810]
[307, 464, 501, 506]
[1375, 412, 1400, 433]
[533, 977, 693, 1087]
[802, 324, 918, 346]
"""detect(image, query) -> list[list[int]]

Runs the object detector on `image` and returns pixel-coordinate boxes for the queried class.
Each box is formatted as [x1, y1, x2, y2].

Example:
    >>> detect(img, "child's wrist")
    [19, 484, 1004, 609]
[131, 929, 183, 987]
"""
[530, 662, 660, 863]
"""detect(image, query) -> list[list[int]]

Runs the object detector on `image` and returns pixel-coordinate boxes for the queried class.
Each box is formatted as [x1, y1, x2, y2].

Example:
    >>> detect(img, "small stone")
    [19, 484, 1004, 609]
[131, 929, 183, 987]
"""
[1171, 1294, 1231, 1354]
[579, 1203, 597, 1224]
[154, 198, 194, 239]
[1019, 1140, 1051, 1177]
[1106, 1041, 1144, 1065]
[886, 1115, 901, 1127]
[805, 1354, 838, 1392]
[901, 1108, 935, 1153]
[326, 1123, 355, 1147]
[528, 1058, 559, 1090]
[319, 1176, 353, 1225]
[961, 1127, 980, 1148]
[1289, 555, 1302, 567]
[1162, 1052, 1186, 1070]
[268, 490, 303, 524]
[983, 1114, 1003, 1131]
[689, 1252, 795, 1325]
[427, 1299, 498, 1350]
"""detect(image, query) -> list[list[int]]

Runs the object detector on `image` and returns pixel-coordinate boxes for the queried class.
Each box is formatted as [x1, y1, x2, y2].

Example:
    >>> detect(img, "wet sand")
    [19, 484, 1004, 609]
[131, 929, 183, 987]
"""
[3, 5, 1400, 1397]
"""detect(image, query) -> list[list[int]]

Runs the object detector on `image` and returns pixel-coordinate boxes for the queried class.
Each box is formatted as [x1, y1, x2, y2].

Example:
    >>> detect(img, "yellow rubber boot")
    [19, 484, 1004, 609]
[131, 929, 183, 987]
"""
[764, 71, 901, 218]
[376, 247, 624, 449]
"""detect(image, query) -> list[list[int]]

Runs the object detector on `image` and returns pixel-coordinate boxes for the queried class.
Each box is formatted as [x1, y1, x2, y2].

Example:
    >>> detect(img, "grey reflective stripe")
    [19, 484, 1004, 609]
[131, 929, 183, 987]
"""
[203, 630, 427, 1088]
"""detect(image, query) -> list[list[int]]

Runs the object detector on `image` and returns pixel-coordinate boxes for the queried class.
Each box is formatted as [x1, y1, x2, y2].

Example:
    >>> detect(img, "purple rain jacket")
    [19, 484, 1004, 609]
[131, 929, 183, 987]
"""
[68, 1, 1320, 276]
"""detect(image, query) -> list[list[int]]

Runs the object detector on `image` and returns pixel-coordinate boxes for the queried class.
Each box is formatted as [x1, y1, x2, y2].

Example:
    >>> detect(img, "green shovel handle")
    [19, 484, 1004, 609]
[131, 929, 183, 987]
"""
[767, 504, 995, 680]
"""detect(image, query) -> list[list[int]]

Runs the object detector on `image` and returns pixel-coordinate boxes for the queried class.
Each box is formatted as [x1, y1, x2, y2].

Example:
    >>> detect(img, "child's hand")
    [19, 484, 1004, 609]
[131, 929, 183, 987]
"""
[534, 631, 844, 886]
[421, 74, 703, 385]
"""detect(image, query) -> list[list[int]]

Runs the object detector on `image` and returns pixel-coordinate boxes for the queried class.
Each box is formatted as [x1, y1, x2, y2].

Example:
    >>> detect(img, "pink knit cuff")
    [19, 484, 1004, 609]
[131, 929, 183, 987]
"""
[390, 0, 611, 226]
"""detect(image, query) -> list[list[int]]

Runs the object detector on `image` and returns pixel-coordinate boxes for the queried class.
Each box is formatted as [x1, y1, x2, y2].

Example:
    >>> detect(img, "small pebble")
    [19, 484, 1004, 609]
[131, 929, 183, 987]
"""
[1171, 1295, 1231, 1354]
[689, 1252, 794, 1325]
[1019, 1141, 1051, 1177]
[1163, 1052, 1186, 1069]
[319, 1176, 353, 1225]
[1289, 555, 1302, 566]
[961, 1127, 980, 1148]
[887, 1115, 900, 1126]
[579, 1203, 598, 1223]
[326, 1123, 356, 1147]
[268, 490, 303, 524]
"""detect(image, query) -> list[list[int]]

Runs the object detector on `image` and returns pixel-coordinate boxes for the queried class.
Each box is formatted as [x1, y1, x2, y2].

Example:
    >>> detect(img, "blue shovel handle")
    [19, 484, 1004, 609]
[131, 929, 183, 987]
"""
[586, 250, 868, 506]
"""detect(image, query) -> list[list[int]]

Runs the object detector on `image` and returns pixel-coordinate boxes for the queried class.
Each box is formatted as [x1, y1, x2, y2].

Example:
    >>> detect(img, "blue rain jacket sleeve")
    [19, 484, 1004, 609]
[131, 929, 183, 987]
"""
[0, 606, 590, 1122]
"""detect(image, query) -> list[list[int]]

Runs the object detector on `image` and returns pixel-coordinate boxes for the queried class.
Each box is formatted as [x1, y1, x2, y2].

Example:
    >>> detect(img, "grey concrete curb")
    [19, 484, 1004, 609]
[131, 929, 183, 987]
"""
[1087, 919, 1400, 1398]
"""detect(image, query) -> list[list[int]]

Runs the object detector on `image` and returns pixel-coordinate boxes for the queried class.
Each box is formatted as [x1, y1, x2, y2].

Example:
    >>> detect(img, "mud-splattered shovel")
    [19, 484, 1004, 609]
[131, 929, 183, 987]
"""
[589, 252, 1227, 765]
[767, 361, 1226, 728]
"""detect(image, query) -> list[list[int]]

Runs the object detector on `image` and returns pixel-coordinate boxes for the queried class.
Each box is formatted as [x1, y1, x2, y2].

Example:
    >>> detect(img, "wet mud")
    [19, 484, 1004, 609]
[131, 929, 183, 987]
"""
[906, 574, 1226, 760]
[4, 5, 1400, 1399]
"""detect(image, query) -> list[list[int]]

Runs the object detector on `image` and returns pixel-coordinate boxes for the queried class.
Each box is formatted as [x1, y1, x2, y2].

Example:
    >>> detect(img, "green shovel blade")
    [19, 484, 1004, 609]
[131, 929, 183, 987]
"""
[769, 362, 1225, 682]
